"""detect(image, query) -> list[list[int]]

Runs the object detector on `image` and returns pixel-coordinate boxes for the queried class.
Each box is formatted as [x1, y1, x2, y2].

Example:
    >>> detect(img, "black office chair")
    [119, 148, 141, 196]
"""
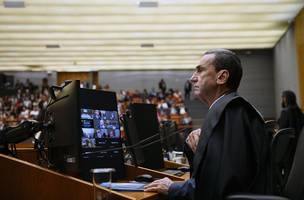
[227, 128, 304, 200]
[265, 120, 279, 136]
[283, 127, 304, 200]
[271, 128, 296, 195]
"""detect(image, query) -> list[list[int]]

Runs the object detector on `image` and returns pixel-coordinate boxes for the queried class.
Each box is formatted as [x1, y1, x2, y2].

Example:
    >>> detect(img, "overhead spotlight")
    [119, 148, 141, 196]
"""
[3, 1, 25, 8]
[46, 44, 60, 48]
[138, 1, 158, 8]
[140, 43, 154, 48]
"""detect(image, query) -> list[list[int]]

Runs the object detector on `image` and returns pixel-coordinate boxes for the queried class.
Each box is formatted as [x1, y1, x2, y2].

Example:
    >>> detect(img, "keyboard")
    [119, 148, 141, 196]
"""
[162, 169, 185, 176]
[100, 182, 147, 191]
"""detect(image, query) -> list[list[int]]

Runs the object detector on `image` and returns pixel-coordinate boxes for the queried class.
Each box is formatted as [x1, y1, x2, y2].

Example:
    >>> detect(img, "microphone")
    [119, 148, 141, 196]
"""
[1, 120, 42, 145]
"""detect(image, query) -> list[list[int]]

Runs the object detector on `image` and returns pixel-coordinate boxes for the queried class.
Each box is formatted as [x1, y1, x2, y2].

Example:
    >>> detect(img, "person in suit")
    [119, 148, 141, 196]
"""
[184, 80, 192, 100]
[278, 90, 304, 139]
[144, 49, 270, 200]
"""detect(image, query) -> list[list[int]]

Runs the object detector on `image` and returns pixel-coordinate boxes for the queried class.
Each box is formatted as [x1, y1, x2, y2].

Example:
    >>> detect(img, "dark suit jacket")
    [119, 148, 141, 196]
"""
[278, 105, 304, 138]
[169, 92, 270, 200]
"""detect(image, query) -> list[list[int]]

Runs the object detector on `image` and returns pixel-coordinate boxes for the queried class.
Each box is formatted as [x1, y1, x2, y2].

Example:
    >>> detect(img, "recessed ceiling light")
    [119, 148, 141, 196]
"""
[138, 1, 158, 8]
[141, 43, 154, 48]
[46, 44, 60, 48]
[3, 1, 25, 8]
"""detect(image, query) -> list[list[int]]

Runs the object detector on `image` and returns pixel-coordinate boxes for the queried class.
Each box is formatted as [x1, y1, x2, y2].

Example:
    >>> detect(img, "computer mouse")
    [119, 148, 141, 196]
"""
[134, 174, 154, 183]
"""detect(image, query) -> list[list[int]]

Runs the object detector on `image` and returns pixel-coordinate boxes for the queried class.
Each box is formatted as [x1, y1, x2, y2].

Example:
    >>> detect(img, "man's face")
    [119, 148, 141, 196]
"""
[281, 96, 287, 108]
[190, 54, 218, 102]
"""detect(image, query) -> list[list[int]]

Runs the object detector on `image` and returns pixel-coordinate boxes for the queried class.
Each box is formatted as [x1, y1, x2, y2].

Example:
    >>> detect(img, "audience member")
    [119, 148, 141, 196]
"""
[158, 78, 167, 94]
[184, 79, 192, 100]
[278, 90, 304, 139]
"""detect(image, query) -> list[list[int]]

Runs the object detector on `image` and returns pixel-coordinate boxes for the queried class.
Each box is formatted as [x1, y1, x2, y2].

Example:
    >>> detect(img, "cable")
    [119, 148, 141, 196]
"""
[82, 127, 187, 155]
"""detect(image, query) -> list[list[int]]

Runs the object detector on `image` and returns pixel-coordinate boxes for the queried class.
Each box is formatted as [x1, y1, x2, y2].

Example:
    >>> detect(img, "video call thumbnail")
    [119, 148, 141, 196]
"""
[81, 108, 120, 148]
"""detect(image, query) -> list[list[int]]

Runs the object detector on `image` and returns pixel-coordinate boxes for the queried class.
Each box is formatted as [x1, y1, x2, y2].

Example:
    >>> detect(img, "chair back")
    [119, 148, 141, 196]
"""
[271, 128, 296, 195]
[284, 128, 304, 200]
[265, 120, 279, 136]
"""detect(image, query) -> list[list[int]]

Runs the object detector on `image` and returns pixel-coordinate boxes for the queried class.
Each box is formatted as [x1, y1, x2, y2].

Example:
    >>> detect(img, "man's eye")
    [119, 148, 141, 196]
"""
[195, 66, 202, 72]
[196, 68, 203, 73]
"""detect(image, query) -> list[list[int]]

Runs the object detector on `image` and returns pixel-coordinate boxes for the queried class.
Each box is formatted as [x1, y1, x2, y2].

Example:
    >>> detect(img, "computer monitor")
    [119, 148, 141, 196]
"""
[79, 88, 125, 181]
[46, 80, 125, 181]
[124, 103, 164, 169]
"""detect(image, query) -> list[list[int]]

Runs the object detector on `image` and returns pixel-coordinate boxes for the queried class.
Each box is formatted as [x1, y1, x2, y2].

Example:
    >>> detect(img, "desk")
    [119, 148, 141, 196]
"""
[164, 160, 190, 180]
[0, 149, 188, 200]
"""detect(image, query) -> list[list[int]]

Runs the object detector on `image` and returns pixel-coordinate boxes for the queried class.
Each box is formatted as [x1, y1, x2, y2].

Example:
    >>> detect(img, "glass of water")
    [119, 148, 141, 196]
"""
[91, 168, 116, 200]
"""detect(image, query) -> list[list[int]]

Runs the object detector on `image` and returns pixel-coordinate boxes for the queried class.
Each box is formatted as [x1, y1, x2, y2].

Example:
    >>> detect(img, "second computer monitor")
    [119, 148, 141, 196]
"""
[125, 103, 164, 169]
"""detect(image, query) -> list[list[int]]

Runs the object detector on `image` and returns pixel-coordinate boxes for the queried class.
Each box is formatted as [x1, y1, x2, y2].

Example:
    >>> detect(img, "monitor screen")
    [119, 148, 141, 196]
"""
[81, 109, 120, 148]
[79, 88, 125, 181]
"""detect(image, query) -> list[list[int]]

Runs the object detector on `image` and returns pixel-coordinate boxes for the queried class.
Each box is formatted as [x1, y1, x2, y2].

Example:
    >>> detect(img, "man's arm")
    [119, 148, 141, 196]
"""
[168, 178, 196, 200]
[144, 178, 195, 200]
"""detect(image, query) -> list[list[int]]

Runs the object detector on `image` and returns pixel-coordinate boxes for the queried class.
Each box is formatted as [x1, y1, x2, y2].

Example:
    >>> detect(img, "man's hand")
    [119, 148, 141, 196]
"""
[186, 128, 201, 152]
[144, 177, 173, 194]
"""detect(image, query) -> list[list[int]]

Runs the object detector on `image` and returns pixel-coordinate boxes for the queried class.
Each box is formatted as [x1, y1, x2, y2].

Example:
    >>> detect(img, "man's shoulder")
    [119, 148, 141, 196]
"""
[224, 95, 264, 121]
[213, 92, 250, 111]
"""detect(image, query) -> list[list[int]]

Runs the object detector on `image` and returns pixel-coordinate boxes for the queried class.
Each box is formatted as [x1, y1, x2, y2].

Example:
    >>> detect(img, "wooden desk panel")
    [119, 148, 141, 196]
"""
[0, 154, 132, 200]
[3, 149, 180, 199]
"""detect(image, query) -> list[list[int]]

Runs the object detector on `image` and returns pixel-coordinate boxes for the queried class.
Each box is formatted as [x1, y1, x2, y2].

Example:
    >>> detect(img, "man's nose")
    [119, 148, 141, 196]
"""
[190, 73, 197, 83]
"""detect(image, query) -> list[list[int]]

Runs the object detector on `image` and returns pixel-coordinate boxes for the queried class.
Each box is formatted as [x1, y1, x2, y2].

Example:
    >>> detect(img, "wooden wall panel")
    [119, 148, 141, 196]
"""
[92, 71, 99, 87]
[56, 71, 99, 88]
[295, 8, 304, 109]
[57, 72, 89, 85]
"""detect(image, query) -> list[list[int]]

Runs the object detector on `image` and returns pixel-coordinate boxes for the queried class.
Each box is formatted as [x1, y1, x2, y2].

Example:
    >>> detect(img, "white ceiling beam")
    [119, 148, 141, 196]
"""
[0, 23, 288, 32]
[0, 37, 278, 46]
[0, 14, 295, 24]
[0, 31, 284, 39]
[0, 56, 201, 61]
[0, 4, 302, 15]
[1, 0, 301, 6]
[0, 48, 272, 58]
[0, 43, 275, 51]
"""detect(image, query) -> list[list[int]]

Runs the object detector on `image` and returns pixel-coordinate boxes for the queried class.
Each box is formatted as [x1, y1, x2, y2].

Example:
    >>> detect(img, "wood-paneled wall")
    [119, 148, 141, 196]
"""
[57, 71, 99, 86]
[295, 8, 304, 109]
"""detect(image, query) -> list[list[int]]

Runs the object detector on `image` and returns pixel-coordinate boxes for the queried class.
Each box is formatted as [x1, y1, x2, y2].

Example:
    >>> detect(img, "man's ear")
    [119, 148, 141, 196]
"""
[216, 69, 229, 85]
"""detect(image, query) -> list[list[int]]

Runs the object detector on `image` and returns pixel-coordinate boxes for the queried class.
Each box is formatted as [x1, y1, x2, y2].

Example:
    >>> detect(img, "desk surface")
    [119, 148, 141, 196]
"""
[8, 148, 189, 200]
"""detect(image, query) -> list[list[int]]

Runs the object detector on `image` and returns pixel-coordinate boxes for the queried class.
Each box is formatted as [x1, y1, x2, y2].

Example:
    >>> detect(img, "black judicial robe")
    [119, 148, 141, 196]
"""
[168, 92, 270, 200]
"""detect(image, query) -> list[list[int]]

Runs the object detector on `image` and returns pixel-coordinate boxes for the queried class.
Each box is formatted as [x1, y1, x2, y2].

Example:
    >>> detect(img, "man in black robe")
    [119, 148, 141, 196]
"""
[144, 49, 270, 199]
